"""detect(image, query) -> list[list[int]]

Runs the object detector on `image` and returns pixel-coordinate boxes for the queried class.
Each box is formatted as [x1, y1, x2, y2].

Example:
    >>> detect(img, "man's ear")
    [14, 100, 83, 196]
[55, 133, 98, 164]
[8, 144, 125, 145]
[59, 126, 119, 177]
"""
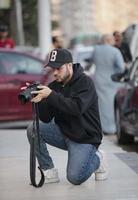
[68, 63, 72, 69]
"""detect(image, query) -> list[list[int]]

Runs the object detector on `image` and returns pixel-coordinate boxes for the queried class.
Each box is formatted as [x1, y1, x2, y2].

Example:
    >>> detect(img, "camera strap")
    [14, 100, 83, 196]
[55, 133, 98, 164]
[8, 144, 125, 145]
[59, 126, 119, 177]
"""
[30, 103, 45, 187]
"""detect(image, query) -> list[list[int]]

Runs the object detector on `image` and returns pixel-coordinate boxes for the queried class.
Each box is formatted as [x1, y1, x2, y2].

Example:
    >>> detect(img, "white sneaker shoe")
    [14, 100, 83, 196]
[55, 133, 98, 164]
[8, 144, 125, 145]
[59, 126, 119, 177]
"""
[95, 150, 108, 181]
[43, 168, 60, 184]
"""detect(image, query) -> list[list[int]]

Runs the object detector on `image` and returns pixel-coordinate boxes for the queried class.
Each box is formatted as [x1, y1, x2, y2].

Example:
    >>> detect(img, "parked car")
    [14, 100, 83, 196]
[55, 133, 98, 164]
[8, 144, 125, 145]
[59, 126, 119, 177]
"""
[123, 23, 138, 61]
[0, 49, 52, 124]
[112, 58, 138, 144]
[15, 45, 41, 57]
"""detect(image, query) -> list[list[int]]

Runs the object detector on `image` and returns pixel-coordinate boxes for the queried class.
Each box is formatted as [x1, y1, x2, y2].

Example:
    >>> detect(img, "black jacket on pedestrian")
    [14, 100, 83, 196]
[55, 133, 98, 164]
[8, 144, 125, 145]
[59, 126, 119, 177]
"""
[38, 63, 102, 148]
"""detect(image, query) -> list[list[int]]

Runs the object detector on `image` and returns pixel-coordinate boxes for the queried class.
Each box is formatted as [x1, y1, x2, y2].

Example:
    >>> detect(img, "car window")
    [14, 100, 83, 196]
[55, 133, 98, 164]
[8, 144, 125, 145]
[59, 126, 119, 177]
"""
[0, 52, 43, 75]
[0, 60, 6, 74]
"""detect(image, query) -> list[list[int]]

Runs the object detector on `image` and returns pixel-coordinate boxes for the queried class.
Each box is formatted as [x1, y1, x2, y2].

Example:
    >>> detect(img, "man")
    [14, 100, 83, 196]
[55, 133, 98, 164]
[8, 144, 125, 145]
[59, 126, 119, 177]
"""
[113, 31, 132, 64]
[0, 25, 15, 48]
[27, 48, 108, 185]
[52, 36, 63, 49]
[92, 34, 125, 135]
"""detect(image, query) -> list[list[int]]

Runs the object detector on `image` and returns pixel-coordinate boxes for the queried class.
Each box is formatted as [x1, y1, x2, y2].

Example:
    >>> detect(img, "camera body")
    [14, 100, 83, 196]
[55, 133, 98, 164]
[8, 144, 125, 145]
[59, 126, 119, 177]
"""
[18, 82, 40, 104]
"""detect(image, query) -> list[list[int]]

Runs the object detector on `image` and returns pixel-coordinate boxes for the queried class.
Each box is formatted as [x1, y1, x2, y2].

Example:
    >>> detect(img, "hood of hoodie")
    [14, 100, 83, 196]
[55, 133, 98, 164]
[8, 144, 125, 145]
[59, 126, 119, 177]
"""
[67, 63, 84, 86]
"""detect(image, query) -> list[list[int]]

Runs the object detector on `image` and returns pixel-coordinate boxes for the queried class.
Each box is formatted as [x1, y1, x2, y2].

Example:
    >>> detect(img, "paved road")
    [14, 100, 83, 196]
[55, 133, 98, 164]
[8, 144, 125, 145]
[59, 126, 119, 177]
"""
[0, 129, 138, 200]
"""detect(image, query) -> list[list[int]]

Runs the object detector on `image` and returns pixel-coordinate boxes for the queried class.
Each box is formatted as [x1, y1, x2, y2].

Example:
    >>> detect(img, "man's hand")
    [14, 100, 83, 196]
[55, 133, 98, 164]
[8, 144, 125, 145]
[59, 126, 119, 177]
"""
[21, 82, 30, 90]
[31, 85, 52, 103]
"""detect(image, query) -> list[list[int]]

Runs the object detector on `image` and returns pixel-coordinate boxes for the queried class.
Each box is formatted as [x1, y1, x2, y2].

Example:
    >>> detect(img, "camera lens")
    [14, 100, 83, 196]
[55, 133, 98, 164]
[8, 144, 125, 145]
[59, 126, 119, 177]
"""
[18, 82, 40, 104]
[18, 92, 31, 104]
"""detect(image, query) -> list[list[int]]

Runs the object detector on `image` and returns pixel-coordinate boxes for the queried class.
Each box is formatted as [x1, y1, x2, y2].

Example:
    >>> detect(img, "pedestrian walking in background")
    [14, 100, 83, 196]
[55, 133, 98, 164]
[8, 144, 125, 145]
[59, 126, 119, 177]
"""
[113, 31, 132, 64]
[0, 25, 15, 49]
[92, 34, 125, 135]
[52, 36, 63, 49]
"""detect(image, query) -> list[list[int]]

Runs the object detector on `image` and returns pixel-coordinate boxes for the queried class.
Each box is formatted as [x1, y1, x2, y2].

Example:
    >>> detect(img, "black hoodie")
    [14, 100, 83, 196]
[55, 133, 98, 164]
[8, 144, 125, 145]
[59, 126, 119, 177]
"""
[38, 63, 102, 148]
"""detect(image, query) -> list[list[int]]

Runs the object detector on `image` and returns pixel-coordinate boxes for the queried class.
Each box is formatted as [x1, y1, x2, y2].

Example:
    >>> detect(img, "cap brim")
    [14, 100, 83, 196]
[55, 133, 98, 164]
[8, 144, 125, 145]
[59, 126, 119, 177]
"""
[44, 62, 63, 69]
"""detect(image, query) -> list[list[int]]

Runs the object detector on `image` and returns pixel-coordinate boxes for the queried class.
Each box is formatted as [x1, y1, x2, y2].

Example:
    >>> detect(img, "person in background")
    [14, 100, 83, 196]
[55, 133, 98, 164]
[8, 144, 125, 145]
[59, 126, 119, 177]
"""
[52, 36, 63, 49]
[26, 48, 108, 185]
[0, 25, 15, 48]
[44, 36, 63, 65]
[92, 34, 125, 135]
[113, 31, 132, 64]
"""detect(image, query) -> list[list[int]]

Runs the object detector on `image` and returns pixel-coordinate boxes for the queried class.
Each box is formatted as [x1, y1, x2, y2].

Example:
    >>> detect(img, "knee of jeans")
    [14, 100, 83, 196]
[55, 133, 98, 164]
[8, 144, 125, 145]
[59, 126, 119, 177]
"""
[67, 171, 83, 185]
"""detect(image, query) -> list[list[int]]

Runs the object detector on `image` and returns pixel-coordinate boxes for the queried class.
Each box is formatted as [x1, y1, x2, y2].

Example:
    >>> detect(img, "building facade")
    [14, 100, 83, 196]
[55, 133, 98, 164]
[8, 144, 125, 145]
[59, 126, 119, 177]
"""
[51, 0, 138, 46]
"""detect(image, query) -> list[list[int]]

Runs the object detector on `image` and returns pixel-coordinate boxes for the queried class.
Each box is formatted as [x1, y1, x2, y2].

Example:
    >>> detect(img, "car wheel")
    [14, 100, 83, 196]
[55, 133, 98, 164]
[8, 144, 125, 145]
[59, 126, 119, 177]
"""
[115, 106, 134, 144]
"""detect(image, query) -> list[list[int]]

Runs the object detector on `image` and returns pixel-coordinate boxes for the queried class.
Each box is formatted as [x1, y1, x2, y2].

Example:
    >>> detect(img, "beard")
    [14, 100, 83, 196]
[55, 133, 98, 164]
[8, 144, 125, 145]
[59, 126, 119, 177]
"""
[62, 73, 71, 84]
[54, 67, 71, 84]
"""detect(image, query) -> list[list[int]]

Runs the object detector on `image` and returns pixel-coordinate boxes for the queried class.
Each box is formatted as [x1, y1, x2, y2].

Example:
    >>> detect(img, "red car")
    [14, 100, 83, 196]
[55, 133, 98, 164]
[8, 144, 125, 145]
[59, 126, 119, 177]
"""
[0, 49, 52, 125]
[113, 58, 138, 144]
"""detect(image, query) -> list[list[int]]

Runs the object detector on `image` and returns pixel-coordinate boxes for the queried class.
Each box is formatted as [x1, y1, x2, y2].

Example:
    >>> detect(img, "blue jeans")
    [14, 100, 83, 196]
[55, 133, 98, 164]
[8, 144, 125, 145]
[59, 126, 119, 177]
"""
[27, 121, 100, 185]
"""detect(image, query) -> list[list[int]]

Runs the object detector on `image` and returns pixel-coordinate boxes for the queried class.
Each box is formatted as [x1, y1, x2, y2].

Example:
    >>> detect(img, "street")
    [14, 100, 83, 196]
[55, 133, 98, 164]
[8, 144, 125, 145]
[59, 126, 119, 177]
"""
[0, 128, 138, 200]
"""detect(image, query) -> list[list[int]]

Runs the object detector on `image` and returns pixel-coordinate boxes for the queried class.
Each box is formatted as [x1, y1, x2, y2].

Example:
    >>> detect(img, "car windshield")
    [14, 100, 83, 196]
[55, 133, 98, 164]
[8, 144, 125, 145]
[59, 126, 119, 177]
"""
[0, 52, 43, 75]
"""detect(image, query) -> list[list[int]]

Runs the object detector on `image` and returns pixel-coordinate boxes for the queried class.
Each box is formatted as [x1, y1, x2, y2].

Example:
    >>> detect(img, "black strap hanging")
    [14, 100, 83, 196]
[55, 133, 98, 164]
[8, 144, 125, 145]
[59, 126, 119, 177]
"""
[30, 102, 45, 187]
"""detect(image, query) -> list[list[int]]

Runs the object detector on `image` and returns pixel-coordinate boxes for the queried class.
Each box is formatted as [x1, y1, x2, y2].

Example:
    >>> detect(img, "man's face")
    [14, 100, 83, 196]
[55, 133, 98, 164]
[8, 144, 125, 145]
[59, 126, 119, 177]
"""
[114, 32, 122, 44]
[52, 64, 71, 83]
[54, 40, 62, 49]
[0, 31, 8, 38]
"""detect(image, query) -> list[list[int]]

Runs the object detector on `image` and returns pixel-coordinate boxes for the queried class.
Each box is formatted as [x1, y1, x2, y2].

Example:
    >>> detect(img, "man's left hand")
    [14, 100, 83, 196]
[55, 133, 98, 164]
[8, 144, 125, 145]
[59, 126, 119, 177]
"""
[31, 85, 52, 103]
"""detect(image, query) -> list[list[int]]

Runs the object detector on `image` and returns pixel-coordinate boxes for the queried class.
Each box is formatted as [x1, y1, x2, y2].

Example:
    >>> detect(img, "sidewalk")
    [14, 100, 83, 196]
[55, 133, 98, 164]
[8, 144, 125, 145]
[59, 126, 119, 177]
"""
[0, 129, 138, 200]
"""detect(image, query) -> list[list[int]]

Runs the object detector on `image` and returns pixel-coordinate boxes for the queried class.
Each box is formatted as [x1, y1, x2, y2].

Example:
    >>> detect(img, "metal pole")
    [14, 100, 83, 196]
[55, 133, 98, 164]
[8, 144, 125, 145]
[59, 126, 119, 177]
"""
[38, 0, 52, 59]
[15, 0, 25, 45]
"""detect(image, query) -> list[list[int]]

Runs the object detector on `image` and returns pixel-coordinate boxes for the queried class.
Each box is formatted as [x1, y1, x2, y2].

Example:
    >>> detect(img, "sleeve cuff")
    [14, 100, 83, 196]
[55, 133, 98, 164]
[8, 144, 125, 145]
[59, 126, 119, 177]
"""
[46, 90, 59, 106]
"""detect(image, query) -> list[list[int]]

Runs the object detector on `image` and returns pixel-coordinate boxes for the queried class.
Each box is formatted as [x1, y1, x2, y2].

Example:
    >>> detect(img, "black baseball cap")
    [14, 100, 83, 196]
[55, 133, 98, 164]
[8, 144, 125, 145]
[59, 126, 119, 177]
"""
[45, 48, 73, 69]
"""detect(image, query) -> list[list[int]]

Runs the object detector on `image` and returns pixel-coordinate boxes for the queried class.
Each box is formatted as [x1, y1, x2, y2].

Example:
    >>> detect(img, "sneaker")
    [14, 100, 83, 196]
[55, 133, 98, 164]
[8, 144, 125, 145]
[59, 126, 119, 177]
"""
[95, 150, 108, 181]
[43, 168, 60, 184]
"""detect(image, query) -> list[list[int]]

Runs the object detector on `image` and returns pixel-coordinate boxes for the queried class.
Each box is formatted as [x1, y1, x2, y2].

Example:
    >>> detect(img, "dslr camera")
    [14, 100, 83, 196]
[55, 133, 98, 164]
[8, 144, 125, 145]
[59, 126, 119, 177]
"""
[18, 82, 40, 104]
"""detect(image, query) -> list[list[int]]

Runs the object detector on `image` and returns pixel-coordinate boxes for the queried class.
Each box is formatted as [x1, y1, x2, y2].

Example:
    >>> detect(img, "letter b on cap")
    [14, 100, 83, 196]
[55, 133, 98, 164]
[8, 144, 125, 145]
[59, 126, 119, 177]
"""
[50, 50, 57, 61]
